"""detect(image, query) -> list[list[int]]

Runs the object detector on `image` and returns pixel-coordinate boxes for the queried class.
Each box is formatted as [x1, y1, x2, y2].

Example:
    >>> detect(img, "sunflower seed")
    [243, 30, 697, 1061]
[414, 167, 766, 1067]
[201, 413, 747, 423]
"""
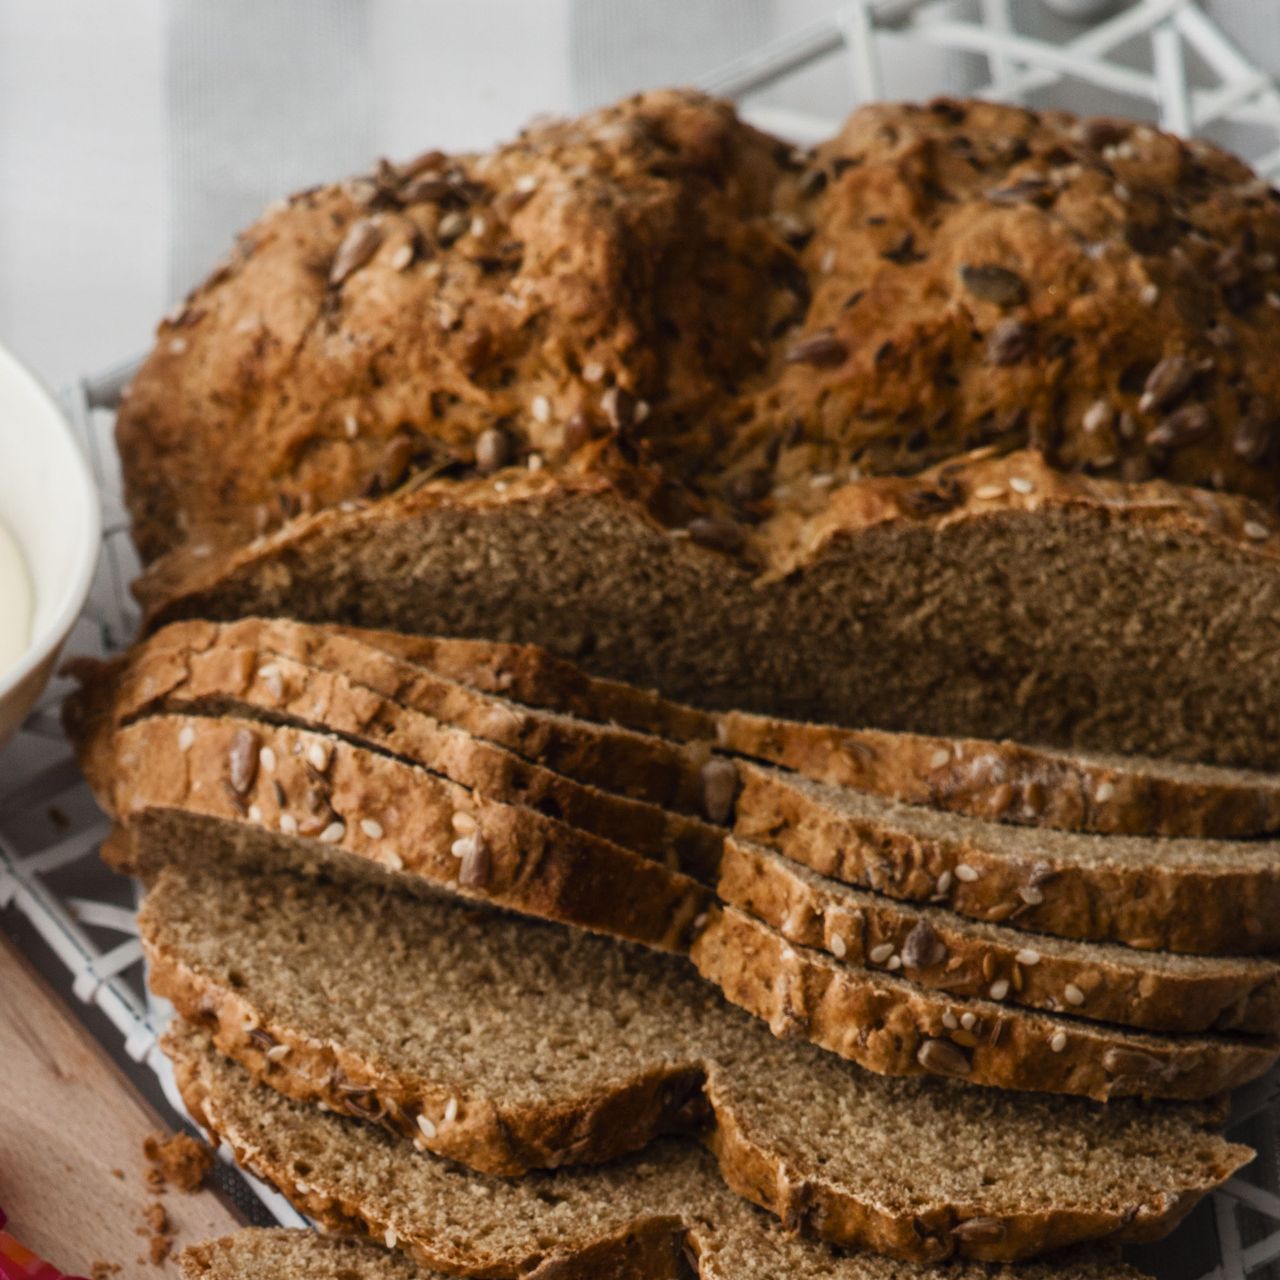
[917, 1038, 971, 1077]
[329, 219, 383, 285]
[785, 330, 849, 367]
[700, 758, 739, 824]
[959, 263, 1027, 307]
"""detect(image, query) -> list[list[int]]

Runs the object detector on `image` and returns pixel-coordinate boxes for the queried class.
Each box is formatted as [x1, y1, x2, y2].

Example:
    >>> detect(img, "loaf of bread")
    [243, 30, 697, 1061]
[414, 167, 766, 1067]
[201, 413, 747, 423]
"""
[118, 93, 1280, 768]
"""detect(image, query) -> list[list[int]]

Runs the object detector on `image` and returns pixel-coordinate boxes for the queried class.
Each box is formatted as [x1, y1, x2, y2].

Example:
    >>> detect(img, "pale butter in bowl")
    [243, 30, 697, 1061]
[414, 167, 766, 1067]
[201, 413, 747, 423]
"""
[0, 342, 99, 748]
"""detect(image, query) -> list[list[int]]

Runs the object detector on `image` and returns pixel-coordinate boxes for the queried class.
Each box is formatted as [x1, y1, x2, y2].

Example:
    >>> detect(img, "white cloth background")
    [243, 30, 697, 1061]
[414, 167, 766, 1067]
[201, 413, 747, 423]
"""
[3, 0, 1280, 394]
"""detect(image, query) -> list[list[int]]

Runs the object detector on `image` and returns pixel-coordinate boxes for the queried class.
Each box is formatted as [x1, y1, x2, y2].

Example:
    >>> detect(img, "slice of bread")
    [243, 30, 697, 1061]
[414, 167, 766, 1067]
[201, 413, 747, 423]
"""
[181, 1232, 428, 1280]
[719, 837, 1280, 1035]
[718, 709, 1280, 839]
[693, 905, 1277, 1101]
[141, 858, 1248, 1262]
[180, 1227, 1140, 1280]
[104, 714, 710, 952]
[68, 622, 713, 817]
[734, 761, 1280, 954]
[69, 642, 720, 882]
[167, 1021, 1212, 1273]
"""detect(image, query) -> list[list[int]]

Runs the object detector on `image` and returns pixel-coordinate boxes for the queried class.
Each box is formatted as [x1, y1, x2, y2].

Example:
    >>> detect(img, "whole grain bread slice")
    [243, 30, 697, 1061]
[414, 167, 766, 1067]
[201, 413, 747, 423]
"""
[67, 620, 714, 817]
[181, 1232, 429, 1280]
[67, 640, 721, 882]
[733, 760, 1280, 955]
[101, 714, 709, 952]
[168, 1022, 1210, 1275]
[719, 837, 1280, 1035]
[135, 452, 1280, 776]
[143, 861, 1247, 1261]
[717, 710, 1280, 839]
[692, 905, 1277, 1101]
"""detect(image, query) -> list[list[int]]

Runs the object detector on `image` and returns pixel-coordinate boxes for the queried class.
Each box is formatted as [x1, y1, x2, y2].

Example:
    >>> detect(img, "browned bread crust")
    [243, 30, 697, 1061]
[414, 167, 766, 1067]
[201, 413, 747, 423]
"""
[718, 708, 1280, 839]
[132, 450, 1280, 773]
[692, 906, 1277, 1101]
[121, 93, 1280, 567]
[167, 1022, 1235, 1269]
[733, 758, 1280, 955]
[719, 837, 1280, 1035]
[66, 640, 720, 881]
[101, 715, 710, 952]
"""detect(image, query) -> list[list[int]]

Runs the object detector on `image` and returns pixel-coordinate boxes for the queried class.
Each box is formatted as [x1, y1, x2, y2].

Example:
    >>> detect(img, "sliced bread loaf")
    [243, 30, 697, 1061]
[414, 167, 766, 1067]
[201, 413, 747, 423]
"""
[142, 860, 1247, 1261]
[103, 714, 709, 952]
[182, 1232, 429, 1280]
[719, 837, 1280, 1035]
[168, 1022, 1213, 1273]
[68, 641, 721, 881]
[718, 710, 1280, 839]
[733, 760, 1280, 954]
[692, 905, 1277, 1101]
[68, 623, 713, 817]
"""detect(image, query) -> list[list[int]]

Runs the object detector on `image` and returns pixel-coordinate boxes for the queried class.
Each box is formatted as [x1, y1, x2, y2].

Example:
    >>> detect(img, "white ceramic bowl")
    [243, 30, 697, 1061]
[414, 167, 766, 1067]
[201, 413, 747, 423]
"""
[0, 342, 100, 748]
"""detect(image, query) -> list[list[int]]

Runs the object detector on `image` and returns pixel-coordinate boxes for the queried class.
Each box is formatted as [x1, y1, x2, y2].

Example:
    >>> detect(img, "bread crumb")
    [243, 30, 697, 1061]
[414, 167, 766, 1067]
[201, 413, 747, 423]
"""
[143, 1129, 214, 1192]
[144, 1201, 172, 1265]
[110, 1167, 125, 1180]
[91, 1262, 122, 1279]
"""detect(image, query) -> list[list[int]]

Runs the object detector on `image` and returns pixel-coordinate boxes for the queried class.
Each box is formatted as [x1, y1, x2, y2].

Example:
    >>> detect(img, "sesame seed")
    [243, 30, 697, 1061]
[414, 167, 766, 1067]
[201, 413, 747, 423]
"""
[1019, 885, 1045, 906]
[929, 747, 951, 769]
[259, 746, 277, 773]
[385, 1228, 398, 1249]
[1244, 520, 1270, 541]
[361, 818, 384, 840]
[820, 247, 837, 273]
[318, 822, 345, 844]
[307, 742, 330, 772]
[168, 337, 189, 355]
[809, 473, 835, 488]
[1050, 1030, 1068, 1053]
[1082, 400, 1111, 433]
[266, 1043, 291, 1062]
[384, 850, 404, 871]
[389, 242, 414, 271]
[942, 1010, 959, 1030]
[344, 414, 360, 438]
[451, 836, 477, 860]
[1008, 476, 1034, 495]
[960, 1012, 977, 1031]
[531, 394, 551, 424]
[257, 663, 284, 700]
[1140, 283, 1160, 306]
[988, 979, 1010, 1000]
[248, 804, 263, 823]
[887, 954, 902, 970]
[935, 870, 953, 895]
[451, 812, 478, 834]
[634, 399, 650, 423]
[830, 933, 848, 959]
[780, 945, 795, 962]
[279, 813, 299, 836]
[1015, 948, 1041, 966]
[514, 173, 539, 194]
[582, 361, 605, 383]
[417, 1114, 437, 1140]
[973, 483, 1004, 500]
[178, 725, 196, 752]
[692, 912, 709, 930]
[954, 864, 979, 883]
[444, 1097, 459, 1123]
[1064, 983, 1086, 1006]
[869, 942, 895, 964]
[470, 216, 487, 237]
[527, 453, 544, 472]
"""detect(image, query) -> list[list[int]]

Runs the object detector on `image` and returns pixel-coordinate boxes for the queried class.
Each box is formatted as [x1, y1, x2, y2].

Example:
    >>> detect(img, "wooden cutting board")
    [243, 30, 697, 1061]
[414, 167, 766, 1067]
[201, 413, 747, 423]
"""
[0, 935, 242, 1275]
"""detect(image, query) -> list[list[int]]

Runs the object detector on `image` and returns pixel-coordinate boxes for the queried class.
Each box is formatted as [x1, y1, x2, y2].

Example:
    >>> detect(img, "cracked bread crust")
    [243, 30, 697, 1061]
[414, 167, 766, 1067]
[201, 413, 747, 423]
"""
[732, 758, 1280, 955]
[123, 92, 1280, 577]
[133, 450, 1280, 773]
[692, 906, 1277, 1102]
[101, 715, 710, 952]
[718, 838, 1280, 1035]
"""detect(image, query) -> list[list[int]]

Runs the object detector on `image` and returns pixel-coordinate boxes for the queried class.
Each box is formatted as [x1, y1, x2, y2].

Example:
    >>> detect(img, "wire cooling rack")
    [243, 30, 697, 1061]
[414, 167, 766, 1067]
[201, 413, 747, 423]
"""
[7, 0, 1280, 1268]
